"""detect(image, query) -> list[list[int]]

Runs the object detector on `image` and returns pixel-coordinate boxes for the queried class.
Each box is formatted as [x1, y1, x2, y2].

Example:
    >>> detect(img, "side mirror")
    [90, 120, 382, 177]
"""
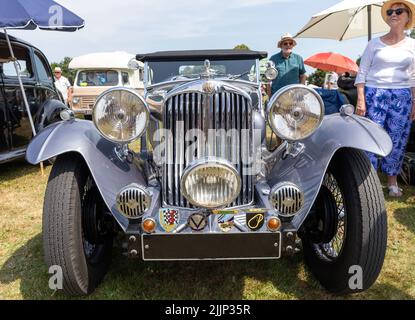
[128, 58, 141, 70]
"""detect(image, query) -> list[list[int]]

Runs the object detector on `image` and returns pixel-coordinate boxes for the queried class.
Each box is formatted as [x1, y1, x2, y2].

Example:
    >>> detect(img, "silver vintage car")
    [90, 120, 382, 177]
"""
[26, 49, 392, 296]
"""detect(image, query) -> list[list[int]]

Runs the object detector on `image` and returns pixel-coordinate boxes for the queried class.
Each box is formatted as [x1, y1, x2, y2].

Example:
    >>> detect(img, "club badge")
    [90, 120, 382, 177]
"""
[159, 208, 179, 232]
[188, 213, 208, 231]
[218, 214, 234, 232]
[246, 212, 265, 231]
[212, 209, 238, 215]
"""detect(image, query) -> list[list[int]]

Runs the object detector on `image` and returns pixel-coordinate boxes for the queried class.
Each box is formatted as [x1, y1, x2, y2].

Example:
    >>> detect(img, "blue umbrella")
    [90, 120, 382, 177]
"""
[0, 0, 84, 31]
[1, 0, 84, 140]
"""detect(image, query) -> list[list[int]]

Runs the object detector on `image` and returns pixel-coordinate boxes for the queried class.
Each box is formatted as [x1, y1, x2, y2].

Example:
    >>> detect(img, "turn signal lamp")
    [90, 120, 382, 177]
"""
[142, 218, 156, 234]
[267, 216, 281, 232]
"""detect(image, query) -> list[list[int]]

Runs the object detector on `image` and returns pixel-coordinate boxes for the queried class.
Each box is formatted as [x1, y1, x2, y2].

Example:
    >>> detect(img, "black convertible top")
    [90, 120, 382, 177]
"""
[136, 49, 267, 62]
[0, 32, 34, 49]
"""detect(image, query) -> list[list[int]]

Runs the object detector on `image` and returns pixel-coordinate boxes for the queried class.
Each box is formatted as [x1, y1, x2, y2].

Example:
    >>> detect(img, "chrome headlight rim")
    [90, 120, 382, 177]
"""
[92, 87, 150, 144]
[180, 157, 242, 209]
[267, 84, 324, 142]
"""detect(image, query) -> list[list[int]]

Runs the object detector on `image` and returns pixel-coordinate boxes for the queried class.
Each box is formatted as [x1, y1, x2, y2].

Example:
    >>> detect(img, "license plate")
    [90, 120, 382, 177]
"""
[141, 232, 281, 261]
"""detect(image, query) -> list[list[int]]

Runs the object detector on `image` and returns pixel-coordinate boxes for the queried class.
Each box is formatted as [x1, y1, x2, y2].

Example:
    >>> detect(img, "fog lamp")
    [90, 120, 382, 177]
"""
[181, 158, 241, 209]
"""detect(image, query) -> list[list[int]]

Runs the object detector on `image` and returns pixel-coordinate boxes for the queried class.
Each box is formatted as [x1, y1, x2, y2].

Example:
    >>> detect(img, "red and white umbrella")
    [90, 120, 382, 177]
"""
[305, 52, 359, 74]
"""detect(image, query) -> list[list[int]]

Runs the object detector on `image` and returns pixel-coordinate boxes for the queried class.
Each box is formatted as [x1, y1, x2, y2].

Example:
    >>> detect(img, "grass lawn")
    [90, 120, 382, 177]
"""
[0, 160, 414, 300]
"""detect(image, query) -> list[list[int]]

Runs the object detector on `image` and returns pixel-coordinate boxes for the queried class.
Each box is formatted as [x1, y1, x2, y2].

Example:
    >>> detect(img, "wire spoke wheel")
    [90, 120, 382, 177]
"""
[314, 172, 347, 262]
[82, 175, 97, 259]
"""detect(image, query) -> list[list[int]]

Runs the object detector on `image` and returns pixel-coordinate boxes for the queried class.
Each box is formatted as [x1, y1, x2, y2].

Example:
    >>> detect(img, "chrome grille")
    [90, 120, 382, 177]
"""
[270, 183, 303, 217]
[80, 96, 96, 109]
[163, 91, 253, 208]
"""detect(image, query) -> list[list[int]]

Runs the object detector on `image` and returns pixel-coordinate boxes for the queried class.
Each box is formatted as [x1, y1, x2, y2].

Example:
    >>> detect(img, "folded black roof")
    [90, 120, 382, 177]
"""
[136, 49, 267, 62]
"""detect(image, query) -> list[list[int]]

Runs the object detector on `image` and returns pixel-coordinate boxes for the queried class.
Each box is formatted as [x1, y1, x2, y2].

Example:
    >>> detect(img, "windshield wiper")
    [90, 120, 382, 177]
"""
[229, 70, 252, 80]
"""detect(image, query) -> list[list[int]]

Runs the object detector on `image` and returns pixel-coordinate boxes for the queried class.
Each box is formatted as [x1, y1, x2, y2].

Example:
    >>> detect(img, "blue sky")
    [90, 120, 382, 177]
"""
[9, 0, 385, 73]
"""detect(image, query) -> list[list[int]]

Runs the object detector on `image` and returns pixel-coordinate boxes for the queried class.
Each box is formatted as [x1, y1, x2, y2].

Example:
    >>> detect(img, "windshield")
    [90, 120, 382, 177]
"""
[76, 70, 119, 87]
[146, 59, 257, 85]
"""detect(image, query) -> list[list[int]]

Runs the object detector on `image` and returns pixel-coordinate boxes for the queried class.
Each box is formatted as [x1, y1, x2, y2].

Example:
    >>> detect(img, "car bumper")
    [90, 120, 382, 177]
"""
[71, 108, 92, 115]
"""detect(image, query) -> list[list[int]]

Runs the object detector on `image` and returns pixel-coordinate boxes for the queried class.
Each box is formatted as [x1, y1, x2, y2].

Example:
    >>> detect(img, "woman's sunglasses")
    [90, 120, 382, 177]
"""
[282, 41, 294, 46]
[386, 8, 409, 16]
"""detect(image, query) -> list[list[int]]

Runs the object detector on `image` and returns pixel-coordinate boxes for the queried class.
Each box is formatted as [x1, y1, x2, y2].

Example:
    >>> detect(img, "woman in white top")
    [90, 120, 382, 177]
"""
[355, 0, 415, 197]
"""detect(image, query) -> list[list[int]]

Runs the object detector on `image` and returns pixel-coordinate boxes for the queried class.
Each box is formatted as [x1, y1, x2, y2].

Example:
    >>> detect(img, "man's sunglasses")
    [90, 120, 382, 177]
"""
[386, 8, 409, 16]
[282, 41, 294, 46]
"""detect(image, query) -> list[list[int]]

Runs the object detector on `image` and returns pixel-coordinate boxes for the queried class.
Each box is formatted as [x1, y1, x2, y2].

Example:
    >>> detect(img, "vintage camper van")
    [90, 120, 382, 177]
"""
[69, 51, 144, 118]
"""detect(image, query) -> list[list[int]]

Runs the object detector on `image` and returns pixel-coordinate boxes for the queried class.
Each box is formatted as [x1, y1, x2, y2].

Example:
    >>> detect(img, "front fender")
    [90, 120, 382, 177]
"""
[35, 99, 68, 132]
[26, 119, 147, 230]
[267, 114, 392, 229]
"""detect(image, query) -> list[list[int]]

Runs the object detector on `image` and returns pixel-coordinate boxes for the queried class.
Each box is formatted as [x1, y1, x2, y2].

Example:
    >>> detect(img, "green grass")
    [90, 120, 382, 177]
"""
[0, 160, 414, 300]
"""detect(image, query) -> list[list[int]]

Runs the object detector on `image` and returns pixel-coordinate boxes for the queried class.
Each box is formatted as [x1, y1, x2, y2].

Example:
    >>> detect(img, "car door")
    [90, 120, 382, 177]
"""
[0, 39, 37, 155]
[33, 49, 61, 108]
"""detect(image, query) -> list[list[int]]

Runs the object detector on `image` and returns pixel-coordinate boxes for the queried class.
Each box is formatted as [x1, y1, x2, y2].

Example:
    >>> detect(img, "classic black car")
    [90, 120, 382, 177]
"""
[0, 32, 66, 163]
[27, 49, 392, 296]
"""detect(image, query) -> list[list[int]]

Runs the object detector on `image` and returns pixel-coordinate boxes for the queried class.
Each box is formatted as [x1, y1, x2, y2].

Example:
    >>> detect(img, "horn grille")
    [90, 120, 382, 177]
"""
[270, 183, 303, 217]
[116, 186, 151, 219]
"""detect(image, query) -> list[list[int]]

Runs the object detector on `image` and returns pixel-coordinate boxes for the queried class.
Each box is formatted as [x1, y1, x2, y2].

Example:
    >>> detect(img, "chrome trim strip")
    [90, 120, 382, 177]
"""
[146, 78, 260, 91]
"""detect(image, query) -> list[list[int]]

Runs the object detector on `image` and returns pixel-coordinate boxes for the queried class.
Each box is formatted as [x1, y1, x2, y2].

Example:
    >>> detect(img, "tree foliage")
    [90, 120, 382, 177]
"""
[50, 57, 76, 84]
[307, 69, 327, 87]
[233, 44, 250, 50]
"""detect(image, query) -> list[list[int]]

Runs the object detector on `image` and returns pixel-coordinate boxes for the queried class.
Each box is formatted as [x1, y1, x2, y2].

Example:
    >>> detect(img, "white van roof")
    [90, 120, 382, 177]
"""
[69, 51, 143, 70]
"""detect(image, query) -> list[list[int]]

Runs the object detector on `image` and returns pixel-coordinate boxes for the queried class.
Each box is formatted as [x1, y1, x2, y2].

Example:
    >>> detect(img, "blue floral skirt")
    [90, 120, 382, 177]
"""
[365, 87, 413, 176]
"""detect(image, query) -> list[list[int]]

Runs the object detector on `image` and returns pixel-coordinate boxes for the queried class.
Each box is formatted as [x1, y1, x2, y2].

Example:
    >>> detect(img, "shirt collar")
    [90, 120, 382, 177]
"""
[279, 51, 292, 60]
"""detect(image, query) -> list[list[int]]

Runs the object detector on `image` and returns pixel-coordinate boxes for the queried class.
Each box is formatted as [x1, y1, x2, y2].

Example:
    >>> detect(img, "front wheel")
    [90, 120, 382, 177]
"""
[300, 148, 387, 294]
[43, 153, 114, 296]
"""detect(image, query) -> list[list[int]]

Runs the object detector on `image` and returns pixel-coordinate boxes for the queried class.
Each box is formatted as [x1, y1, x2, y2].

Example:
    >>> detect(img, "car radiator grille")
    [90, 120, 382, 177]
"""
[162, 91, 254, 208]
[80, 97, 96, 109]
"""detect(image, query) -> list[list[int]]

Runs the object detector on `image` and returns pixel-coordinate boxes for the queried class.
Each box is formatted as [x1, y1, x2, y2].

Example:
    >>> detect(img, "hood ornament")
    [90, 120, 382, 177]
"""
[202, 59, 217, 93]
[201, 59, 214, 79]
[204, 59, 211, 73]
[201, 59, 216, 94]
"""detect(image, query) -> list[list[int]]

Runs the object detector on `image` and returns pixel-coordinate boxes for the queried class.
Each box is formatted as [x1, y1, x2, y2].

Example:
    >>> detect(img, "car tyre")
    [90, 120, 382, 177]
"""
[301, 148, 387, 294]
[43, 153, 113, 296]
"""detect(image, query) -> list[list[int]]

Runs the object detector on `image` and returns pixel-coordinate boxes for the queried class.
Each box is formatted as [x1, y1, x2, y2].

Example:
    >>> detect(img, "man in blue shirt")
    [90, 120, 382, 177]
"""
[269, 33, 307, 95]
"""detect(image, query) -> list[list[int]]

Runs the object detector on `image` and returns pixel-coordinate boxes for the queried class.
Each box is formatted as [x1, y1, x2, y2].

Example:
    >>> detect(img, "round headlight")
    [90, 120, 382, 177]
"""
[265, 67, 278, 81]
[72, 97, 80, 104]
[93, 88, 149, 143]
[181, 158, 241, 209]
[267, 85, 324, 141]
